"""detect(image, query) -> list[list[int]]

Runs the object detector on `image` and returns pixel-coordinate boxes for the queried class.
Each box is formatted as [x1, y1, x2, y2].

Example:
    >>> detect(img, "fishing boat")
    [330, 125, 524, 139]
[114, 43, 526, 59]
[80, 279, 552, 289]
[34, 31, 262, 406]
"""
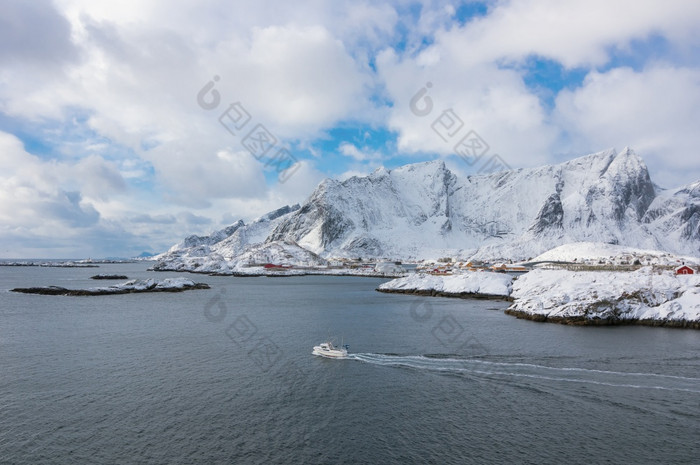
[312, 341, 349, 358]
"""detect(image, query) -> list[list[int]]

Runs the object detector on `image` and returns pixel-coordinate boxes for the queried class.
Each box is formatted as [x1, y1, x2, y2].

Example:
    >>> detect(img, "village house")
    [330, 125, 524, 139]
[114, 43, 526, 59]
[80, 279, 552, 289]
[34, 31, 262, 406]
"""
[675, 265, 695, 275]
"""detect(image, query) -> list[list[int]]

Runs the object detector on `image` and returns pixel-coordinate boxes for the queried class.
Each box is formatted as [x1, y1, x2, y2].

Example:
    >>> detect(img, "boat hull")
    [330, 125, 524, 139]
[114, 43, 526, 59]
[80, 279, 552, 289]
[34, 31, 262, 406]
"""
[312, 346, 348, 358]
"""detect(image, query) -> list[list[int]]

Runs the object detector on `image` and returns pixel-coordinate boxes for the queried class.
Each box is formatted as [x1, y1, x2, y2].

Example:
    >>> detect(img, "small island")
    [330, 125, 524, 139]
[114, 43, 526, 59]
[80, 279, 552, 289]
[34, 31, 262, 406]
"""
[90, 274, 129, 280]
[11, 278, 210, 296]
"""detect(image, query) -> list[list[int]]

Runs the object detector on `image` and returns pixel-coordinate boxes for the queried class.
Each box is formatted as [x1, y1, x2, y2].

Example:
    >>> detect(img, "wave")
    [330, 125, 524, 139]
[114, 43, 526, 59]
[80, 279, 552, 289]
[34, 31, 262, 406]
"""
[347, 353, 700, 394]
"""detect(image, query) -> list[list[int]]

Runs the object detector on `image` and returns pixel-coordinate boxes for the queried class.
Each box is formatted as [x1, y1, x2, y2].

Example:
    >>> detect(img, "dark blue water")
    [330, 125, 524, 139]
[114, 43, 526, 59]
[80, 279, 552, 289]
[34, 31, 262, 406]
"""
[1, 263, 699, 464]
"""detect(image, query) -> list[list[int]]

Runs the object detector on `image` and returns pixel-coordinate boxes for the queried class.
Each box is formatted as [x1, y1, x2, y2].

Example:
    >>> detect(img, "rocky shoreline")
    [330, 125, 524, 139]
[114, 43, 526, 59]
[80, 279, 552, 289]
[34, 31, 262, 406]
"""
[376, 287, 513, 301]
[504, 308, 700, 329]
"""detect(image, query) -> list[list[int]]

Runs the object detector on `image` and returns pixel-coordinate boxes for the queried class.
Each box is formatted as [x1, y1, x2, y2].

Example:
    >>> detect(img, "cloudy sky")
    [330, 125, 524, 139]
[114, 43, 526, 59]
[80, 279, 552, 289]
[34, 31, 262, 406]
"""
[1, 0, 699, 258]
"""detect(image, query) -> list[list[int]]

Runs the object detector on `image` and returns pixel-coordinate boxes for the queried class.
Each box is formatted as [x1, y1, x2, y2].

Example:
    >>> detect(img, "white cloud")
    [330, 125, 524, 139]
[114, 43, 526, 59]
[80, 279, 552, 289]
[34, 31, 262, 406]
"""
[339, 142, 383, 162]
[270, 159, 325, 201]
[0, 132, 122, 255]
[554, 64, 700, 186]
[441, 0, 700, 68]
[229, 24, 371, 136]
[1, 6, 375, 209]
[153, 145, 268, 207]
[377, 48, 557, 168]
[214, 159, 326, 222]
[377, 0, 700, 173]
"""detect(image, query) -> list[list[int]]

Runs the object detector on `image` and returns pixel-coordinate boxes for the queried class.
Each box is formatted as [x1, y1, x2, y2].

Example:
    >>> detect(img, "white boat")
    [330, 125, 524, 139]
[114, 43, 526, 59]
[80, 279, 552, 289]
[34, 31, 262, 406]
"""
[312, 341, 349, 358]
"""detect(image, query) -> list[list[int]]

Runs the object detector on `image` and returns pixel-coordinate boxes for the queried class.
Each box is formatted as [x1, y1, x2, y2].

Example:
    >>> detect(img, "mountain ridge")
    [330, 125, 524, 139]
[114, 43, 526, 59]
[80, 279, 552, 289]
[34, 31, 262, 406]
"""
[154, 147, 699, 272]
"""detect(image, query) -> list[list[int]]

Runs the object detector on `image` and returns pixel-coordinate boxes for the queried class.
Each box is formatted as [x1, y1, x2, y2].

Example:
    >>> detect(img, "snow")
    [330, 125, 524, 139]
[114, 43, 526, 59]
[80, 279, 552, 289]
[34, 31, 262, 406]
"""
[529, 242, 698, 265]
[293, 148, 694, 260]
[155, 205, 301, 266]
[106, 277, 198, 291]
[11, 277, 207, 296]
[155, 147, 699, 273]
[154, 277, 197, 289]
[379, 267, 700, 325]
[378, 271, 513, 297]
[153, 240, 328, 274]
[508, 267, 700, 323]
[374, 261, 404, 274]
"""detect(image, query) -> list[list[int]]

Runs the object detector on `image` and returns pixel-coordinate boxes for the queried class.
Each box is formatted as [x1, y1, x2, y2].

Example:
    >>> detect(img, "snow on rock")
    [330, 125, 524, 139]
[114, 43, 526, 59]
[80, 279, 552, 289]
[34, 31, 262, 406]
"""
[233, 241, 327, 269]
[270, 147, 696, 261]
[98, 277, 207, 292]
[507, 267, 700, 327]
[153, 240, 328, 274]
[153, 204, 301, 271]
[11, 277, 209, 296]
[154, 278, 199, 289]
[378, 271, 513, 298]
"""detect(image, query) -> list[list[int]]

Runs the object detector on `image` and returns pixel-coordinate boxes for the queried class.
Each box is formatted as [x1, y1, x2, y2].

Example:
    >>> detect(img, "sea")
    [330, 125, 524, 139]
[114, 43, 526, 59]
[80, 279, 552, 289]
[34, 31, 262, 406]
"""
[1, 262, 699, 464]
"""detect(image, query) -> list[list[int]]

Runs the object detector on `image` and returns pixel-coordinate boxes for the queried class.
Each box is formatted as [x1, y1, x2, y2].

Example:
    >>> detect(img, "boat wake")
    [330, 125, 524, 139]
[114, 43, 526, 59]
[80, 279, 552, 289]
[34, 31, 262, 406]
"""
[347, 353, 700, 394]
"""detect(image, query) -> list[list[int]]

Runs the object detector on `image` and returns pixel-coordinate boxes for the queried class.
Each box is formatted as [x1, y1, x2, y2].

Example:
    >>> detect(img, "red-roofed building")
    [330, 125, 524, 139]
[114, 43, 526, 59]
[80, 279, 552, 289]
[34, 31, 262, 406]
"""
[675, 265, 695, 275]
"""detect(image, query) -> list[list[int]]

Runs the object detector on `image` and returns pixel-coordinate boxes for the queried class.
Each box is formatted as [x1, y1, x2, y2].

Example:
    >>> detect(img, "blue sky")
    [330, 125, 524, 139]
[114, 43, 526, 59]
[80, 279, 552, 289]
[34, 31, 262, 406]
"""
[1, 0, 700, 257]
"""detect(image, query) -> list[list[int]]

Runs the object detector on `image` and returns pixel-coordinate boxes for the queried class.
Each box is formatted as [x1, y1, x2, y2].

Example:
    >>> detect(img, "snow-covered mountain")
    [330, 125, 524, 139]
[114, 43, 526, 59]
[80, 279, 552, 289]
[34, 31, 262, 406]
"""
[153, 204, 308, 272]
[154, 147, 699, 271]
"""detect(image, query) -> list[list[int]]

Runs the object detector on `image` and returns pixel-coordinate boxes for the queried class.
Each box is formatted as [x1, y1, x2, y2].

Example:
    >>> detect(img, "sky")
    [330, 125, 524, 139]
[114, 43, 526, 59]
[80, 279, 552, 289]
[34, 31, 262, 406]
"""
[1, 0, 700, 258]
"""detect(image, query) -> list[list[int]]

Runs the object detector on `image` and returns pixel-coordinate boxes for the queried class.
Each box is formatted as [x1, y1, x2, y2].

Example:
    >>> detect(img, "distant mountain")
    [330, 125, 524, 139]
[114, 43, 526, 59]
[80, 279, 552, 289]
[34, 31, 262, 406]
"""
[154, 148, 699, 272]
[136, 251, 157, 258]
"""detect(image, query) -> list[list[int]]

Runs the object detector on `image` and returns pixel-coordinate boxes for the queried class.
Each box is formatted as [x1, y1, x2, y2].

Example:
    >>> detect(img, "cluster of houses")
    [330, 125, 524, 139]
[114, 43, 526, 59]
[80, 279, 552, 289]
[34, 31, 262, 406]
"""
[258, 256, 697, 276]
[416, 260, 528, 275]
[258, 258, 405, 275]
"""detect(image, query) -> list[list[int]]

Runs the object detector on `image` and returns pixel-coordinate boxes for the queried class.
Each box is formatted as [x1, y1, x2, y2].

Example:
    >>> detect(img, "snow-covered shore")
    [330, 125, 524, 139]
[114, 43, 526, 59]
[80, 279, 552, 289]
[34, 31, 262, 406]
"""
[506, 268, 700, 328]
[377, 272, 513, 300]
[377, 268, 700, 328]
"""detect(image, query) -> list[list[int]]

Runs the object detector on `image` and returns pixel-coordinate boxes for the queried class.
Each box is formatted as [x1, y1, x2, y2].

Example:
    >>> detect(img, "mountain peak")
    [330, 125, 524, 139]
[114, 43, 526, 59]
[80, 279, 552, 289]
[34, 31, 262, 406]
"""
[369, 166, 390, 178]
[391, 159, 446, 174]
[620, 146, 634, 156]
[604, 146, 649, 178]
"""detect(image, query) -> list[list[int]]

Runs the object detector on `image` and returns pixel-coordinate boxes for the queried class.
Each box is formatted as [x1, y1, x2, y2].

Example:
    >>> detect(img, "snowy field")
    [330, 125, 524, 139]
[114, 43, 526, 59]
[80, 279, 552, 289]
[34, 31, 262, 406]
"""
[377, 271, 513, 298]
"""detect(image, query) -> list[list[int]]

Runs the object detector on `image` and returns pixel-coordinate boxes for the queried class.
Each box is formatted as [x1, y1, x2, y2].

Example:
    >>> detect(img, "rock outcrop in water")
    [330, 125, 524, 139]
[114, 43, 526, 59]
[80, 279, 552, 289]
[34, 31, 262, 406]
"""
[12, 278, 210, 296]
[90, 274, 129, 280]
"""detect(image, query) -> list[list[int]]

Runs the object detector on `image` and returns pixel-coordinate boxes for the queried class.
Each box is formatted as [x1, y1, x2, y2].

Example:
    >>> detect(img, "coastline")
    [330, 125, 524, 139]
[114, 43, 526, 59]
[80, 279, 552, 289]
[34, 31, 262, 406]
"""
[503, 308, 700, 329]
[151, 265, 407, 279]
[376, 287, 513, 301]
[376, 268, 700, 329]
